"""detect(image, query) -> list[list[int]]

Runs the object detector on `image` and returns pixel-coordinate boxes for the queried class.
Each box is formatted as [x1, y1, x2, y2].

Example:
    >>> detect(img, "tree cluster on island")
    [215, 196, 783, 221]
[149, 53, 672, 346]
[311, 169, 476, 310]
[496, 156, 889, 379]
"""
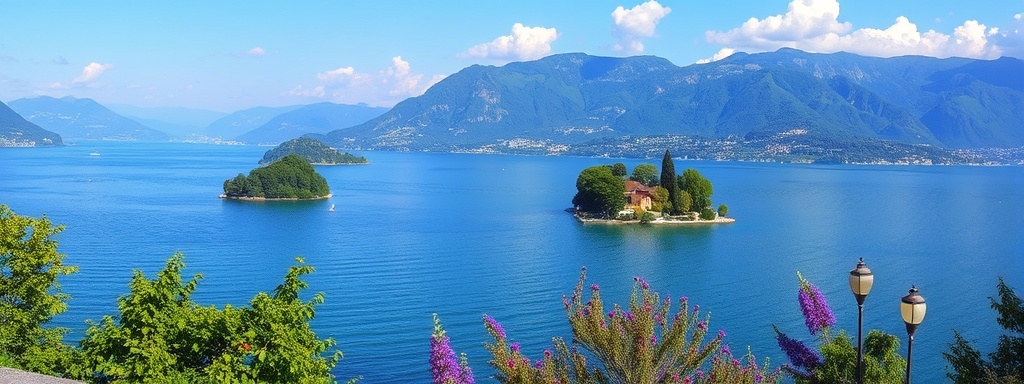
[259, 137, 367, 165]
[223, 154, 330, 199]
[572, 149, 727, 222]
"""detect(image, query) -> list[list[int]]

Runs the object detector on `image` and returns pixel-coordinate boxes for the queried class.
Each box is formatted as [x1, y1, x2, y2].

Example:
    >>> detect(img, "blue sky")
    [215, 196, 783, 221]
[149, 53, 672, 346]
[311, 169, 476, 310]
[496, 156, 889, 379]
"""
[2, 0, 1022, 112]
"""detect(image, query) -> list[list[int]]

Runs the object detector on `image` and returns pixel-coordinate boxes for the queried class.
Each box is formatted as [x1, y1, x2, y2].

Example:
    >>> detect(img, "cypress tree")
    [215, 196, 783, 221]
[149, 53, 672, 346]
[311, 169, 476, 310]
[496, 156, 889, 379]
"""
[660, 149, 680, 214]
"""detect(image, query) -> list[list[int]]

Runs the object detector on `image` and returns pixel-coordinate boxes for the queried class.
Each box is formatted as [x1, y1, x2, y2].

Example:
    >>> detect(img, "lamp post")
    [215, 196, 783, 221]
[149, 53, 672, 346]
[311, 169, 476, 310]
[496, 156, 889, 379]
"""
[849, 258, 873, 384]
[900, 286, 926, 384]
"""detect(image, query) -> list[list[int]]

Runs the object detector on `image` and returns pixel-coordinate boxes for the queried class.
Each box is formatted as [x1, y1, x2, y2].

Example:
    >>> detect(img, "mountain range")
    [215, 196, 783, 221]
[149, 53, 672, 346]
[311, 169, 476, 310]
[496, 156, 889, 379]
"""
[0, 100, 63, 147]
[203, 105, 304, 141]
[107, 104, 227, 138]
[9, 96, 169, 142]
[235, 102, 388, 145]
[320, 49, 1023, 157]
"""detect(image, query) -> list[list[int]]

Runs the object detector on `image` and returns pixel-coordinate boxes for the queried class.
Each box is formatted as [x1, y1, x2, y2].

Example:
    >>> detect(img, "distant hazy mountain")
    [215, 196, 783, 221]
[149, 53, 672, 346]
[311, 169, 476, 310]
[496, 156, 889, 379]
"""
[0, 100, 63, 147]
[107, 104, 227, 138]
[236, 102, 388, 145]
[203, 105, 304, 140]
[9, 96, 169, 141]
[322, 49, 1024, 152]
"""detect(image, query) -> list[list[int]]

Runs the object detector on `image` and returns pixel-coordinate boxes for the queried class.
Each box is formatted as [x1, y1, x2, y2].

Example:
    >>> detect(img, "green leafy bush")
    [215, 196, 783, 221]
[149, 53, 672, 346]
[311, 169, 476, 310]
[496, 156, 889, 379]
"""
[699, 208, 717, 221]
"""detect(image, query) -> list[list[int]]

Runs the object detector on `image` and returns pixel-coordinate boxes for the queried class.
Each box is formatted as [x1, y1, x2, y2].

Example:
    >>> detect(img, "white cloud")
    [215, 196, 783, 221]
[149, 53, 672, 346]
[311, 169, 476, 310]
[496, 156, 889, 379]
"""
[461, 23, 558, 61]
[703, 0, 1014, 60]
[288, 56, 444, 107]
[990, 13, 1024, 58]
[696, 48, 736, 64]
[316, 66, 360, 83]
[72, 62, 113, 84]
[247, 47, 266, 56]
[611, 0, 672, 54]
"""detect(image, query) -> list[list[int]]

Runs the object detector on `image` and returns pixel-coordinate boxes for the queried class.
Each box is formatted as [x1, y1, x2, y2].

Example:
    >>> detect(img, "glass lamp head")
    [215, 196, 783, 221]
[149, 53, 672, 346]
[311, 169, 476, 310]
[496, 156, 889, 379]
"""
[849, 257, 874, 299]
[901, 286, 927, 335]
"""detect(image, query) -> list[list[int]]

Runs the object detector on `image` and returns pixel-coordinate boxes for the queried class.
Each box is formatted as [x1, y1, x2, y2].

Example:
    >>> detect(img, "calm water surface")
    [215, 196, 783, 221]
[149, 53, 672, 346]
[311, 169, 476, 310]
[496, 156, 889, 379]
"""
[1, 142, 1021, 383]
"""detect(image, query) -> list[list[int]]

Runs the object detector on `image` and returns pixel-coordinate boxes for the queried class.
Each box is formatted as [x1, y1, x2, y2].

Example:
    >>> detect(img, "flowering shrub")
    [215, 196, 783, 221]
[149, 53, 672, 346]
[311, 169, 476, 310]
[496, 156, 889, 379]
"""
[429, 314, 474, 384]
[775, 272, 904, 383]
[474, 268, 779, 383]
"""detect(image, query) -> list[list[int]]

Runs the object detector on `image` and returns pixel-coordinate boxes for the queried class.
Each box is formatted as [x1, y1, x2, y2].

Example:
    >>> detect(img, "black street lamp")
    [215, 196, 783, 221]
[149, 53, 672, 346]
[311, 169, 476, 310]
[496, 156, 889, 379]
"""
[900, 286, 927, 384]
[849, 258, 873, 384]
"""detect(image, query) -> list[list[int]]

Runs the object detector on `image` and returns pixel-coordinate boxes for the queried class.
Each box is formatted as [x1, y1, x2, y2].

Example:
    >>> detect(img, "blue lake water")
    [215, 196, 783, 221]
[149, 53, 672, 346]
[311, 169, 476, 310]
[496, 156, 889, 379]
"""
[1, 141, 1022, 383]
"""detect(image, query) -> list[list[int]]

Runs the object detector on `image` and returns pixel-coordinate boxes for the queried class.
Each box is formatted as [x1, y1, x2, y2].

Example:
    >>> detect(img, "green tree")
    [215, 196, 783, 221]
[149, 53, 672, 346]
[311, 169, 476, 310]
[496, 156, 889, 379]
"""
[0, 205, 78, 374]
[608, 163, 627, 178]
[718, 204, 729, 218]
[675, 190, 693, 214]
[629, 163, 659, 186]
[680, 169, 714, 213]
[77, 254, 346, 383]
[572, 166, 626, 217]
[650, 186, 669, 212]
[944, 278, 1024, 383]
[660, 150, 683, 215]
[813, 330, 905, 384]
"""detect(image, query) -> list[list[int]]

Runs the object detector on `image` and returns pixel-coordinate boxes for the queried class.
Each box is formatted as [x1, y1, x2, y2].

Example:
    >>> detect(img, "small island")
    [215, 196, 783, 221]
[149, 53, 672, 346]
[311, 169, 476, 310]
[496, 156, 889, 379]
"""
[259, 137, 367, 165]
[571, 149, 733, 225]
[221, 154, 331, 200]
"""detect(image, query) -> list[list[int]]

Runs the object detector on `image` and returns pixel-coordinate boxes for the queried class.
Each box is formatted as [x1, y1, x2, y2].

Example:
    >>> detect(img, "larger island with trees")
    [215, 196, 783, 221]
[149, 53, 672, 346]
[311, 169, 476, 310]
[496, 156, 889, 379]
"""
[222, 154, 331, 200]
[571, 149, 732, 225]
[259, 137, 367, 165]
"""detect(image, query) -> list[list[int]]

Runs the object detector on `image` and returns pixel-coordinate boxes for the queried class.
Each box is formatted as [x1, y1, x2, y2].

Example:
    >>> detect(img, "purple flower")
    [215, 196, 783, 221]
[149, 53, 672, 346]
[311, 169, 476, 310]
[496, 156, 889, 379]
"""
[510, 342, 520, 353]
[797, 275, 836, 335]
[431, 315, 474, 384]
[775, 326, 822, 371]
[634, 277, 650, 290]
[693, 304, 700, 312]
[718, 329, 727, 339]
[721, 345, 731, 356]
[609, 311, 615, 318]
[591, 283, 600, 291]
[697, 321, 707, 331]
[483, 314, 506, 339]
[625, 311, 636, 322]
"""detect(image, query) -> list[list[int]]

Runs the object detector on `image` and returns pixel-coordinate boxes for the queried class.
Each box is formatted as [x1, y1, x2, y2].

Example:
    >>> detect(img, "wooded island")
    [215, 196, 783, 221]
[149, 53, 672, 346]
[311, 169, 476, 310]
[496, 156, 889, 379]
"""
[222, 154, 331, 200]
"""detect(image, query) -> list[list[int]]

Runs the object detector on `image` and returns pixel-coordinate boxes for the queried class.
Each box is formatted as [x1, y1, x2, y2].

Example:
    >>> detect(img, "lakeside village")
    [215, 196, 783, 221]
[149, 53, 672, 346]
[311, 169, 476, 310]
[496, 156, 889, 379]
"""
[571, 149, 733, 225]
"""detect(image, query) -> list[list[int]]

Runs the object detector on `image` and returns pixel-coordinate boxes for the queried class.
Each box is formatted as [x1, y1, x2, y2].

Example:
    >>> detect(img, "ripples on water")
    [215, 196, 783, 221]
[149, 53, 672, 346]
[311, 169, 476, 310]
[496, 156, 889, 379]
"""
[0, 142, 1021, 382]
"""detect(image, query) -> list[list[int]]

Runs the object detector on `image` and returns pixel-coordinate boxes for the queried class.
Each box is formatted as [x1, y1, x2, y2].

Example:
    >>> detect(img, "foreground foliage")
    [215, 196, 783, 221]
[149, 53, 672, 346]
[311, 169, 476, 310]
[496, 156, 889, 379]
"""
[433, 269, 780, 383]
[944, 278, 1024, 383]
[774, 273, 904, 383]
[78, 254, 344, 383]
[0, 205, 348, 383]
[0, 205, 78, 374]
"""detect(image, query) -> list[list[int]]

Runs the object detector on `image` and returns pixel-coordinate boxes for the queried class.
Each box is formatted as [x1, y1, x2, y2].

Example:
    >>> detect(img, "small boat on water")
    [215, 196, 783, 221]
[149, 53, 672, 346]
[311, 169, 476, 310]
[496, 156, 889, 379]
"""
[89, 151, 101, 156]
[329, 204, 335, 212]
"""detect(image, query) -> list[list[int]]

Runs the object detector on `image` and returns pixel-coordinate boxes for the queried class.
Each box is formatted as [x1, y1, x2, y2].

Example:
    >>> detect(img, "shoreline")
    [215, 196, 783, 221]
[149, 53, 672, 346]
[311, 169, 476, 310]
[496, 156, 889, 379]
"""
[219, 193, 333, 201]
[574, 212, 736, 225]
